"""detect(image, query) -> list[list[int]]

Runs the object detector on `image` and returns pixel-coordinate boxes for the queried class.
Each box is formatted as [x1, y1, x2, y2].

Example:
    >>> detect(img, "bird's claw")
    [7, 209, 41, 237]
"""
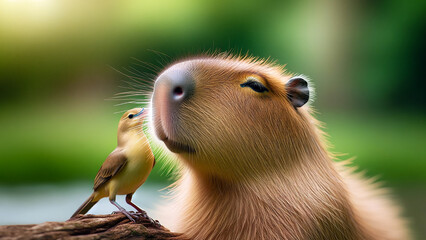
[111, 210, 161, 227]
[139, 211, 162, 227]
[152, 219, 162, 227]
[111, 211, 136, 222]
[137, 210, 148, 218]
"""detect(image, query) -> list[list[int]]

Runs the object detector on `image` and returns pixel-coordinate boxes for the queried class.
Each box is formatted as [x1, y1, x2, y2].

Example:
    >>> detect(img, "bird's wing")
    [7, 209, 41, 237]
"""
[93, 149, 128, 191]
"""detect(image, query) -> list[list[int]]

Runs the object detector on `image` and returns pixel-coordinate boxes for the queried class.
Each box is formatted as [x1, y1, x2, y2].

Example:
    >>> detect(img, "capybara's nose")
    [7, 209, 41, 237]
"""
[152, 68, 195, 139]
[155, 69, 195, 105]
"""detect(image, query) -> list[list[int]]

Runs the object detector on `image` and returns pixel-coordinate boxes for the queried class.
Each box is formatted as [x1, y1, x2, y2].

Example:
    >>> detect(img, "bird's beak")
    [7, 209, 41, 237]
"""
[134, 108, 145, 118]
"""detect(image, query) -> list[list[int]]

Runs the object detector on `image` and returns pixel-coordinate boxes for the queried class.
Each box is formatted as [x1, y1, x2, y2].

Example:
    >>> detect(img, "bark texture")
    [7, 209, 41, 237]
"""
[0, 213, 186, 240]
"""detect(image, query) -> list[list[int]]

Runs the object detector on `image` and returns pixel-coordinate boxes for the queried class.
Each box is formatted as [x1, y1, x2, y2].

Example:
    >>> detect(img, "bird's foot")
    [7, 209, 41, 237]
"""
[143, 215, 162, 228]
[112, 210, 136, 214]
[137, 210, 148, 218]
[111, 211, 136, 222]
[112, 210, 161, 227]
[137, 210, 162, 228]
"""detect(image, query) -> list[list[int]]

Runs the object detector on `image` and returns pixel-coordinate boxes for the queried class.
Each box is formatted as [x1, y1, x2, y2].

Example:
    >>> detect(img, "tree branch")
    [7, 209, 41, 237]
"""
[0, 213, 186, 240]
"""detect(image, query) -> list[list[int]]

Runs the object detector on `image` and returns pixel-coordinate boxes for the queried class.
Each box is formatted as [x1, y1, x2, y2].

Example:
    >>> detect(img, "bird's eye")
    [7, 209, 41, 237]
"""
[128, 114, 134, 119]
[240, 80, 269, 93]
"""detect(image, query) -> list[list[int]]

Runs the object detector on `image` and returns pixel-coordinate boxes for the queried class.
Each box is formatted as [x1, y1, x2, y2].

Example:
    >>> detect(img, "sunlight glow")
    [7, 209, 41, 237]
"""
[0, 0, 57, 36]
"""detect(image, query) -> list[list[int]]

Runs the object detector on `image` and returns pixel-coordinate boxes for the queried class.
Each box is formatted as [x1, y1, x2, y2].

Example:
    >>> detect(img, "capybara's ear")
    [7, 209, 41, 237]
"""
[285, 77, 309, 108]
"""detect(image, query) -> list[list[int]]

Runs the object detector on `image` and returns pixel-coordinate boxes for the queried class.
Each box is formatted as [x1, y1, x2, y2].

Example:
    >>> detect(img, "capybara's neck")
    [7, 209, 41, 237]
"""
[175, 152, 369, 240]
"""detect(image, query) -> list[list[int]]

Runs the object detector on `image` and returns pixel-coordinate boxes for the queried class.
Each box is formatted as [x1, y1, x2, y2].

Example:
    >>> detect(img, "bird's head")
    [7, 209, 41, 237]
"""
[118, 108, 147, 135]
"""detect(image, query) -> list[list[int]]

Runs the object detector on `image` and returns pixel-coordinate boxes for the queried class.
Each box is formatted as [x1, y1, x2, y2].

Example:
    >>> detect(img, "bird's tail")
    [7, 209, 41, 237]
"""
[70, 194, 98, 219]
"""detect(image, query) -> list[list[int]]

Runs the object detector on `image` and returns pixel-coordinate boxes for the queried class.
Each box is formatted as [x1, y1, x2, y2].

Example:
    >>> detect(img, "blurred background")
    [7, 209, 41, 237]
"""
[0, 0, 424, 238]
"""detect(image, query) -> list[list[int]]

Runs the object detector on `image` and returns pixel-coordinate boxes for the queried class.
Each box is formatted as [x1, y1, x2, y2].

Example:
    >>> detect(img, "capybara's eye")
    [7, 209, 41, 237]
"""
[240, 80, 269, 93]
[128, 114, 134, 119]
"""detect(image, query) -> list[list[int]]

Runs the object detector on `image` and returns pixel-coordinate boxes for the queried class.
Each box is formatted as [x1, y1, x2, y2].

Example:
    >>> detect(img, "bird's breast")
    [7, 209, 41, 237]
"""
[114, 139, 154, 195]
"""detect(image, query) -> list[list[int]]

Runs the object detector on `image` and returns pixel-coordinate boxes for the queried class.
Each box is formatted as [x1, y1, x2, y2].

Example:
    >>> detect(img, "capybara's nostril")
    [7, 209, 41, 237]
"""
[168, 71, 195, 103]
[154, 69, 195, 105]
[173, 86, 184, 99]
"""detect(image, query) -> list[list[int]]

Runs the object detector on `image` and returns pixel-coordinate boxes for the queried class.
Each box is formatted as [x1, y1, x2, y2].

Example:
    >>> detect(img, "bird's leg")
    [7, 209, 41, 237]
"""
[125, 193, 147, 217]
[126, 193, 161, 227]
[109, 197, 135, 223]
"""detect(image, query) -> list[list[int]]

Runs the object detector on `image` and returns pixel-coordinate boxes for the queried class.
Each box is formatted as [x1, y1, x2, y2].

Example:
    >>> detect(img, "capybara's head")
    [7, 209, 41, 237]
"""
[151, 55, 315, 181]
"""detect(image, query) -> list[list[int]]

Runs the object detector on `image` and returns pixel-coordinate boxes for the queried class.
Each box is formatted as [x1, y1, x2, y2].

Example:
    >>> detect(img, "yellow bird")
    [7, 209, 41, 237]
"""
[71, 108, 155, 222]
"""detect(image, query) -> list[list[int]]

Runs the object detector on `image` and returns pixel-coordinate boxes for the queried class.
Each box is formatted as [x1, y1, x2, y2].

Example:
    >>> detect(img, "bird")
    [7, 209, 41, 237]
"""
[70, 107, 155, 222]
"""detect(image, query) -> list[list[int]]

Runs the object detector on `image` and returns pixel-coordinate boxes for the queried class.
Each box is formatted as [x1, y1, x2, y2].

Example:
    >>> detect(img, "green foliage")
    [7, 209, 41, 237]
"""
[320, 113, 426, 183]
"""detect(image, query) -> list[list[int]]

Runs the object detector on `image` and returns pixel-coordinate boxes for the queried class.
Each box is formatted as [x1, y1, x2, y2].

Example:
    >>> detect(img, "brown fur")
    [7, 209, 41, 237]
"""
[151, 54, 410, 240]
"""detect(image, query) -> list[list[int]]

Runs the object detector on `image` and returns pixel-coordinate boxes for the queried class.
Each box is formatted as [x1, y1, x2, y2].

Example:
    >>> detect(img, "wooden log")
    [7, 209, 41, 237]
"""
[0, 213, 186, 240]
